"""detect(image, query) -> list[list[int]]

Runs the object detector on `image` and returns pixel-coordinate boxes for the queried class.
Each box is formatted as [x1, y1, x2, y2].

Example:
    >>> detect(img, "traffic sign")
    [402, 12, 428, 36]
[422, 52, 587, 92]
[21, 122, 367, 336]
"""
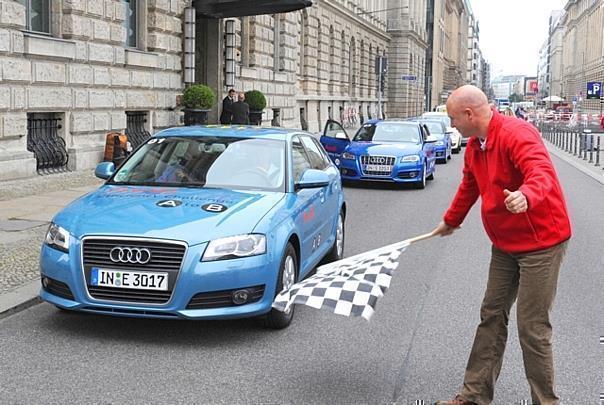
[401, 75, 417, 81]
[587, 81, 602, 99]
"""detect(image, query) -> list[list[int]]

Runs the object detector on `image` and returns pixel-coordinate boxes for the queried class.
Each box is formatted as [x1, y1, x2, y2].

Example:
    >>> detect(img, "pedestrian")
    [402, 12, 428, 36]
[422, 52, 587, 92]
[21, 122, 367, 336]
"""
[220, 88, 236, 124]
[600, 113, 604, 130]
[231, 92, 250, 125]
[502, 107, 515, 117]
[433, 85, 571, 405]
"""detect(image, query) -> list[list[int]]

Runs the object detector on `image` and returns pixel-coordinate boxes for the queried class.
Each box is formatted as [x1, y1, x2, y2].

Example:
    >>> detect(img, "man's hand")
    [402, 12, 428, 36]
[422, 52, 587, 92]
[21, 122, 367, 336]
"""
[503, 189, 528, 214]
[432, 220, 459, 237]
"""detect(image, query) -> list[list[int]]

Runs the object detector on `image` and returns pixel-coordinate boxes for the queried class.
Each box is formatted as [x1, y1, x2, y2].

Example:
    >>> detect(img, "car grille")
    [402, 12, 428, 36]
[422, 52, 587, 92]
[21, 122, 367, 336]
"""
[360, 155, 395, 176]
[186, 285, 265, 309]
[42, 277, 75, 300]
[82, 238, 186, 304]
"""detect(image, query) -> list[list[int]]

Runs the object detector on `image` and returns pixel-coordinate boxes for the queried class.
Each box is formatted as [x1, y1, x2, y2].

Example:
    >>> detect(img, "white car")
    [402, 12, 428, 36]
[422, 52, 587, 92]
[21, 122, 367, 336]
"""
[421, 112, 463, 152]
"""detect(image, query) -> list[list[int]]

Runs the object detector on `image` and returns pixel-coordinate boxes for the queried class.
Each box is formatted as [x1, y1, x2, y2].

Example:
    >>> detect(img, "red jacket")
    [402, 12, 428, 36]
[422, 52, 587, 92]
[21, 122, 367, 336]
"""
[444, 110, 571, 253]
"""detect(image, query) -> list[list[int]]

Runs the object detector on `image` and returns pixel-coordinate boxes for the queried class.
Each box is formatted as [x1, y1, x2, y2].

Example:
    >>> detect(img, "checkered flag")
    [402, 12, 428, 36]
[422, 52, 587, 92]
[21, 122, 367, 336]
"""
[272, 234, 430, 321]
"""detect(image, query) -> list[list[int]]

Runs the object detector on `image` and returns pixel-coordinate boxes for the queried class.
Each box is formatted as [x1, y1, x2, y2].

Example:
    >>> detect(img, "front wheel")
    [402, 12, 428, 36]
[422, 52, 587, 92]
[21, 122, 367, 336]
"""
[415, 164, 427, 189]
[322, 211, 345, 263]
[261, 243, 297, 329]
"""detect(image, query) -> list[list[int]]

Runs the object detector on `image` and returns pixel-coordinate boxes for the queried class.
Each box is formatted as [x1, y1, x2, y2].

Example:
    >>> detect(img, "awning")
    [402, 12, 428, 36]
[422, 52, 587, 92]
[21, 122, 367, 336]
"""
[194, 0, 313, 18]
[542, 96, 564, 102]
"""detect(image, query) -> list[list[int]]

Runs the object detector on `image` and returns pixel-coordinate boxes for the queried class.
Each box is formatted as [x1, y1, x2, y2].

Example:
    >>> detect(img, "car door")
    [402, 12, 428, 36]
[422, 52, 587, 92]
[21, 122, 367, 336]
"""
[421, 125, 437, 171]
[319, 120, 350, 164]
[300, 135, 339, 258]
[291, 136, 323, 271]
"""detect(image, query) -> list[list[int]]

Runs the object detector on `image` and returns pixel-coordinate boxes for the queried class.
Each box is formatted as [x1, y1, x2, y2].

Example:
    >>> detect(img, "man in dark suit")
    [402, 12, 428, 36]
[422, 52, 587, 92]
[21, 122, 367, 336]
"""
[231, 92, 250, 125]
[219, 89, 236, 124]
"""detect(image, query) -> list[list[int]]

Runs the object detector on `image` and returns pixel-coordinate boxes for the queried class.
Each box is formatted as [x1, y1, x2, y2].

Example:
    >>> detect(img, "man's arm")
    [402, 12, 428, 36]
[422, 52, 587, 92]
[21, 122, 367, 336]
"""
[442, 148, 480, 228]
[507, 124, 558, 209]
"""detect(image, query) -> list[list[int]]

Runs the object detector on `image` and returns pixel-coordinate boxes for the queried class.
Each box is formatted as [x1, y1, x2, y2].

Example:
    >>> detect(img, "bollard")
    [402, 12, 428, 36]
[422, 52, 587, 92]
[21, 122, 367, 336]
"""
[596, 135, 601, 167]
[589, 134, 594, 163]
[565, 131, 569, 152]
[583, 134, 588, 160]
[574, 132, 578, 156]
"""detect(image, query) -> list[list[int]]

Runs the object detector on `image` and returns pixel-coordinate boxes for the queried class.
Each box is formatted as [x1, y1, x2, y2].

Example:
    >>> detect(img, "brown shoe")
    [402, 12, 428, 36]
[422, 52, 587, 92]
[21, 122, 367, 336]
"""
[433, 394, 478, 405]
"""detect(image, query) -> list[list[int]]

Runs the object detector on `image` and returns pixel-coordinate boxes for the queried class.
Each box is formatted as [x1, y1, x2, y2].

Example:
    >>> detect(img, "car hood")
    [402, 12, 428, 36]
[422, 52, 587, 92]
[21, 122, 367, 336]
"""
[54, 185, 285, 246]
[346, 141, 421, 156]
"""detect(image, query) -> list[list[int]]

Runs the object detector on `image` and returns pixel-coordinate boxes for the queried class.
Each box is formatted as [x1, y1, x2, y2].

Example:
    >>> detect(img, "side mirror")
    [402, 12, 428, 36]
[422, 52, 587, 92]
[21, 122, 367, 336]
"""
[425, 135, 437, 143]
[295, 169, 330, 190]
[335, 132, 349, 141]
[95, 162, 116, 180]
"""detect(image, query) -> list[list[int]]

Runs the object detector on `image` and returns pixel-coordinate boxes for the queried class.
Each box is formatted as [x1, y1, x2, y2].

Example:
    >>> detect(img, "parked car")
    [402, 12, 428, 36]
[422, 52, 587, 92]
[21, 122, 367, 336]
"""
[39, 126, 346, 329]
[421, 111, 464, 149]
[320, 119, 437, 189]
[411, 119, 452, 163]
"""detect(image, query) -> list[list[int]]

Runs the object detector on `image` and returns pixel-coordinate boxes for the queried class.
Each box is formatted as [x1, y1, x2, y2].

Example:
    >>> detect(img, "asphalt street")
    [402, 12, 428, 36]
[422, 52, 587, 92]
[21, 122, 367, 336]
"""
[0, 149, 602, 404]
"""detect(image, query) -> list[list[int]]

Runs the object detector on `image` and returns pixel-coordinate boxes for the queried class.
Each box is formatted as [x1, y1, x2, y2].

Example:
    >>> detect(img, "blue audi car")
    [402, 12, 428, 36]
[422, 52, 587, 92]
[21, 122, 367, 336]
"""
[320, 119, 437, 188]
[40, 126, 346, 329]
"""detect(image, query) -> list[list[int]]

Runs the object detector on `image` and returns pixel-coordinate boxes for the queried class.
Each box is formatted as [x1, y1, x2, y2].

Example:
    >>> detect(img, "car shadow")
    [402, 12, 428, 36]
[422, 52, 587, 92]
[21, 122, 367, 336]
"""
[40, 304, 279, 347]
[342, 181, 418, 191]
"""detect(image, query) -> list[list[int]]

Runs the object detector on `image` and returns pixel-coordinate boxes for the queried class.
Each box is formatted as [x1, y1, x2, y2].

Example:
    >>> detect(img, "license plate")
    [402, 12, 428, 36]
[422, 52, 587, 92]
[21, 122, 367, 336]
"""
[90, 268, 168, 291]
[365, 164, 392, 172]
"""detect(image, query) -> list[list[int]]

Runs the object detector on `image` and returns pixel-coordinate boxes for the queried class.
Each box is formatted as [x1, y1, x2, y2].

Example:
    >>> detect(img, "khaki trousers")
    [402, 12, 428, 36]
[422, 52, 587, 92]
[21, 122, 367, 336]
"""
[461, 241, 568, 405]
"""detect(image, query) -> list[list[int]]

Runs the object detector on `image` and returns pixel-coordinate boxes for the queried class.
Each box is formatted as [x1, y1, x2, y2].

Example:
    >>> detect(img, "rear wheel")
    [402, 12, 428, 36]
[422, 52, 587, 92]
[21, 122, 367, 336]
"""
[262, 243, 297, 329]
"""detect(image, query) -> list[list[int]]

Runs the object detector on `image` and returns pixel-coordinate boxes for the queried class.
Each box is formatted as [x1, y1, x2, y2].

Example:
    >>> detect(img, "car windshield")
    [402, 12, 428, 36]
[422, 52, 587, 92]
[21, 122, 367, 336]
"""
[422, 113, 451, 127]
[110, 136, 286, 192]
[353, 123, 420, 143]
[422, 122, 445, 139]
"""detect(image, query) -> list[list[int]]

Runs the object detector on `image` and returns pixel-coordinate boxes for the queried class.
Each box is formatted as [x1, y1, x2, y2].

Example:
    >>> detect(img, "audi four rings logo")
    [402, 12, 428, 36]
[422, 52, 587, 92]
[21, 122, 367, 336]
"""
[109, 247, 152, 264]
[369, 156, 386, 164]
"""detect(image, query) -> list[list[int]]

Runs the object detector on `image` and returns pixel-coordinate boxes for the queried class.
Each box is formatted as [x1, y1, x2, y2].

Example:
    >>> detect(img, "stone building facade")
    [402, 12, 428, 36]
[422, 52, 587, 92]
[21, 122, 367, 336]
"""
[558, 0, 604, 113]
[0, 0, 186, 181]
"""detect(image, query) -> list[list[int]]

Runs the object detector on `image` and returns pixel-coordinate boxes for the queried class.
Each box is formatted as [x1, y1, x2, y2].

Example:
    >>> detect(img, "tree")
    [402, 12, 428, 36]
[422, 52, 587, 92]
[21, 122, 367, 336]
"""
[509, 93, 524, 102]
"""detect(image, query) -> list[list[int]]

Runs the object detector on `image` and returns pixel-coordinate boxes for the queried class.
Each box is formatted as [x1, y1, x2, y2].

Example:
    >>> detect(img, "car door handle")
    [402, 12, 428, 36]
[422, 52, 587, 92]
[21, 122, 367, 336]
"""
[319, 190, 325, 203]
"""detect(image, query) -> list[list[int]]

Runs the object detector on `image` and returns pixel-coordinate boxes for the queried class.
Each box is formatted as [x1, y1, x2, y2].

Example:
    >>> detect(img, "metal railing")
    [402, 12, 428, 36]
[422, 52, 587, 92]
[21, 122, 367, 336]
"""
[26, 116, 69, 174]
[536, 120, 603, 169]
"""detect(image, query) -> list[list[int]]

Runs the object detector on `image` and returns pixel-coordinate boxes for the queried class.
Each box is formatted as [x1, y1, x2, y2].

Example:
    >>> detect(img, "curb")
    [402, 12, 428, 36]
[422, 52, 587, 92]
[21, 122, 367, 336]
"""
[546, 143, 604, 186]
[0, 280, 41, 320]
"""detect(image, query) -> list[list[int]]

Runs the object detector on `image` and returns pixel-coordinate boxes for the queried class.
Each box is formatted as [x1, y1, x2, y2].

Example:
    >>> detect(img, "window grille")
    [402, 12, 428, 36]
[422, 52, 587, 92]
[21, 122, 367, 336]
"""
[26, 113, 69, 174]
[125, 111, 151, 149]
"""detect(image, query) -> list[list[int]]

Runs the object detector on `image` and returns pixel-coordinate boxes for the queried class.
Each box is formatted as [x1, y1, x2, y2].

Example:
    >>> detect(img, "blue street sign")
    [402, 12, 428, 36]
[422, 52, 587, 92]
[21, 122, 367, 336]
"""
[572, 95, 578, 102]
[401, 75, 417, 81]
[587, 81, 602, 99]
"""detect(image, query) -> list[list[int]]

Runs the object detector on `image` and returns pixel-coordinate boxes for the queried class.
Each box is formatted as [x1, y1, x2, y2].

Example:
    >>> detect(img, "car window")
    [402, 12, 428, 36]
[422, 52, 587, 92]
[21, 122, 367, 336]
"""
[354, 123, 420, 143]
[324, 121, 348, 139]
[110, 136, 286, 192]
[423, 122, 445, 139]
[300, 136, 327, 170]
[291, 137, 312, 182]
[310, 137, 333, 168]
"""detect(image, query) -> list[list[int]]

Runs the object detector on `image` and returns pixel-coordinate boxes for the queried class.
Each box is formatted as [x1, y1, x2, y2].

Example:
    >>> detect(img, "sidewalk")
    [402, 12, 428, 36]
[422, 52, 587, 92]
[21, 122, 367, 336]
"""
[544, 141, 604, 186]
[0, 170, 103, 318]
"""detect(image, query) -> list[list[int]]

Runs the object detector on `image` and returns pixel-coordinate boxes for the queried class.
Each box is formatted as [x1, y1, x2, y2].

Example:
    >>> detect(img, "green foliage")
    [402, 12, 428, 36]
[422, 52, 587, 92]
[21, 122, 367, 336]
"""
[245, 89, 267, 111]
[509, 93, 524, 103]
[182, 84, 216, 109]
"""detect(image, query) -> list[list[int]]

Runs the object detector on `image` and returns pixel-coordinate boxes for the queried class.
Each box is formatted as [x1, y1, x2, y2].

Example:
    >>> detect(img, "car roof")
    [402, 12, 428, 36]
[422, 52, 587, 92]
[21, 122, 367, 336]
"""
[365, 119, 420, 126]
[153, 125, 306, 141]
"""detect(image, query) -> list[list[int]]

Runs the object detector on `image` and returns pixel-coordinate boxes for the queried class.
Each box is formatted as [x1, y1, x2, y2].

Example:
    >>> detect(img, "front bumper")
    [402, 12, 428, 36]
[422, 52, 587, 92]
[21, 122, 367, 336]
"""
[39, 240, 280, 320]
[434, 145, 447, 160]
[337, 158, 425, 183]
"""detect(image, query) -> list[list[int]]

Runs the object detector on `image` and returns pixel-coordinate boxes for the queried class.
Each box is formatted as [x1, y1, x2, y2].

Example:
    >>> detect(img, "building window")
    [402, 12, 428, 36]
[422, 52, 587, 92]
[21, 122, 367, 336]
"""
[26, 113, 68, 173]
[125, 111, 151, 148]
[19, 0, 51, 34]
[122, 0, 138, 48]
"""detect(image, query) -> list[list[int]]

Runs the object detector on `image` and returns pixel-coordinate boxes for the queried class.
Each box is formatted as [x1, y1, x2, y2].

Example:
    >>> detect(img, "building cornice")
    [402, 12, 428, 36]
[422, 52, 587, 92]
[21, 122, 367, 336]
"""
[320, 1, 390, 42]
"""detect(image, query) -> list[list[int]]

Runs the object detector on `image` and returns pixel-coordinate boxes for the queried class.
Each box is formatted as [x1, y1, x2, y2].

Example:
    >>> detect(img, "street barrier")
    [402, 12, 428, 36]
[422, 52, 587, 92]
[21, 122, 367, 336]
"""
[536, 119, 603, 172]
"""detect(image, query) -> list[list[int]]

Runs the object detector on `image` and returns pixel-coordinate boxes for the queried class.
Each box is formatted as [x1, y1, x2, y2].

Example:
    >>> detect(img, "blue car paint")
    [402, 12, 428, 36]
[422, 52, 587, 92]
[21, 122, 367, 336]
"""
[39, 126, 345, 320]
[320, 120, 436, 184]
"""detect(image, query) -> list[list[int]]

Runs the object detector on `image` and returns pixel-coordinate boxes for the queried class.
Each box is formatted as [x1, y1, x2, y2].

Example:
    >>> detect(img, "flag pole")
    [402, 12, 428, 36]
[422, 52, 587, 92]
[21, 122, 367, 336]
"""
[404, 230, 438, 245]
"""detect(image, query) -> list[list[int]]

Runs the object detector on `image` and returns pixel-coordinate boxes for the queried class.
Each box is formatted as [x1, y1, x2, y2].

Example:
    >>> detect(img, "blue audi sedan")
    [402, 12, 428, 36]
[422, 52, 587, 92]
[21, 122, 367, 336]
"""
[320, 119, 437, 188]
[40, 126, 346, 329]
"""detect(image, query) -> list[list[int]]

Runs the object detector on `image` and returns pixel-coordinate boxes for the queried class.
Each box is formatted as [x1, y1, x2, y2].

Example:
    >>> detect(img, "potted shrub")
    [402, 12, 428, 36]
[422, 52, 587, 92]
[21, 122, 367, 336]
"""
[245, 89, 267, 126]
[182, 84, 216, 125]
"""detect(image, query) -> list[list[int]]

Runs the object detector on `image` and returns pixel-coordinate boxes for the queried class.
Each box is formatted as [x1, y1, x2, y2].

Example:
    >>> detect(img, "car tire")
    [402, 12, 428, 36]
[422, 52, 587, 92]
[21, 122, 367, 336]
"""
[322, 211, 345, 264]
[427, 165, 434, 181]
[416, 164, 427, 189]
[261, 242, 297, 329]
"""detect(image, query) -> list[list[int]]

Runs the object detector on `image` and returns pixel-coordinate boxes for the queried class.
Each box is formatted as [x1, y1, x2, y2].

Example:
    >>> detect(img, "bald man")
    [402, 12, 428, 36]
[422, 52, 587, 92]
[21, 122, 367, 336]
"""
[433, 86, 571, 405]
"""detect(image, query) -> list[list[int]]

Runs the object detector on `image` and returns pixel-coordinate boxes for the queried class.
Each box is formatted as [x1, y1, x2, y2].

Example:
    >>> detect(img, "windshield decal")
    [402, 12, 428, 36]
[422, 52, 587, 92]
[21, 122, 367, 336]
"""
[202, 203, 228, 213]
[156, 199, 182, 207]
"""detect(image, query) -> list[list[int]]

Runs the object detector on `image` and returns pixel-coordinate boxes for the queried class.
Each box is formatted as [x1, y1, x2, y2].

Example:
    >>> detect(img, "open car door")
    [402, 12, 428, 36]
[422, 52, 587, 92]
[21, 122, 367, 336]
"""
[319, 120, 350, 164]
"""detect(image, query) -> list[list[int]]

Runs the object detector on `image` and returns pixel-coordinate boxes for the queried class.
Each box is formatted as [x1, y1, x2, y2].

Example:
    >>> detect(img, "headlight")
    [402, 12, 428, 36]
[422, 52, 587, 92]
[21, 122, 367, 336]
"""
[435, 141, 444, 146]
[401, 155, 420, 162]
[342, 152, 356, 160]
[202, 234, 266, 262]
[45, 223, 70, 253]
